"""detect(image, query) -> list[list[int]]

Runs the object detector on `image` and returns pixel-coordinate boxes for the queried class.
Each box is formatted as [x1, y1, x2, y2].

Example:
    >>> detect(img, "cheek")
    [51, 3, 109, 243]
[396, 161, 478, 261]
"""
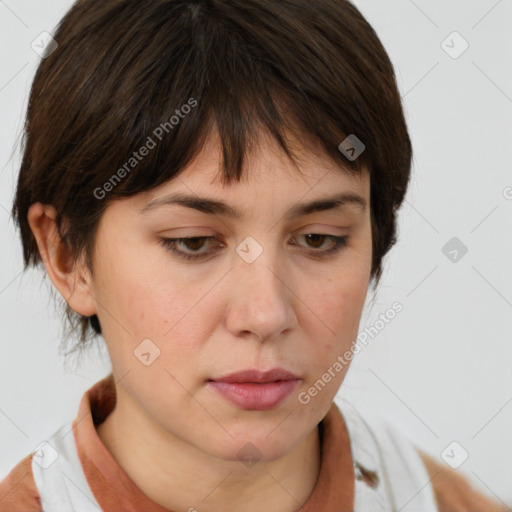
[295, 273, 369, 410]
[304, 267, 369, 365]
[95, 236, 194, 330]
[115, 275, 210, 350]
[92, 245, 196, 359]
[319, 267, 369, 327]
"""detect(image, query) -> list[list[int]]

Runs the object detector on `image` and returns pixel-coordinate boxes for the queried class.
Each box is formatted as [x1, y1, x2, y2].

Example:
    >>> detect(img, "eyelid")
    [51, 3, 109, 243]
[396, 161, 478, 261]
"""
[158, 236, 223, 261]
[159, 233, 349, 261]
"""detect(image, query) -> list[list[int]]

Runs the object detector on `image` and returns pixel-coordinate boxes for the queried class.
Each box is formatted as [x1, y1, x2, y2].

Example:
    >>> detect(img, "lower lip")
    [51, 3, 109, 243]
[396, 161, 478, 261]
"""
[207, 379, 301, 410]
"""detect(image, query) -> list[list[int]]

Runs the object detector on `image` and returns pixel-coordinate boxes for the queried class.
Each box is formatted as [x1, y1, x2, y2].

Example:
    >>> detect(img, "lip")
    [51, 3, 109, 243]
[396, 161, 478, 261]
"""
[210, 368, 300, 383]
[207, 368, 301, 410]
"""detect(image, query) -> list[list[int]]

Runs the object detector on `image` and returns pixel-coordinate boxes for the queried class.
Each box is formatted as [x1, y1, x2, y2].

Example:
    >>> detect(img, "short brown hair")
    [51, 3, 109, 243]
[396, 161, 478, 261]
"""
[11, 0, 412, 353]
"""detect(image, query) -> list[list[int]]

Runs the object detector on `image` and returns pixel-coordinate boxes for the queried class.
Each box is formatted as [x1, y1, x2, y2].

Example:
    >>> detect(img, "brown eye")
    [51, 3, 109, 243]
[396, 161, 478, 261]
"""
[159, 236, 220, 260]
[304, 234, 327, 249]
[294, 234, 349, 254]
[181, 237, 207, 251]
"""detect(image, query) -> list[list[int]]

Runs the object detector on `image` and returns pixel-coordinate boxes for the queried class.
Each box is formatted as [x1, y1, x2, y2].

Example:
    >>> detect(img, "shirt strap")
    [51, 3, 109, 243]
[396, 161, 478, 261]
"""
[31, 422, 102, 512]
[336, 398, 438, 511]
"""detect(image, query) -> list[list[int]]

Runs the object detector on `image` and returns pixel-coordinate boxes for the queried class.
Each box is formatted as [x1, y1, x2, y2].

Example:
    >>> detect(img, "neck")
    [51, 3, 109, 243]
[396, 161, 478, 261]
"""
[96, 385, 322, 512]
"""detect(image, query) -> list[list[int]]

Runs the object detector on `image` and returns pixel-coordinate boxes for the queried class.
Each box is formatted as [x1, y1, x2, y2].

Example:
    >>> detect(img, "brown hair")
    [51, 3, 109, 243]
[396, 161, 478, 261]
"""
[11, 0, 412, 353]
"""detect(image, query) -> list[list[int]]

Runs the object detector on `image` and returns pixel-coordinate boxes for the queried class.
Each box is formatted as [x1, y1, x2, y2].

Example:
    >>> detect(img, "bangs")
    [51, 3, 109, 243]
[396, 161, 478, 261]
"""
[36, 0, 370, 210]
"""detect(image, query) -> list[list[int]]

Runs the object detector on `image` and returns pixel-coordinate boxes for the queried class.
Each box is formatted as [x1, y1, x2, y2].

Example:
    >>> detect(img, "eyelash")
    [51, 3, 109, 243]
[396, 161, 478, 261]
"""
[158, 234, 349, 261]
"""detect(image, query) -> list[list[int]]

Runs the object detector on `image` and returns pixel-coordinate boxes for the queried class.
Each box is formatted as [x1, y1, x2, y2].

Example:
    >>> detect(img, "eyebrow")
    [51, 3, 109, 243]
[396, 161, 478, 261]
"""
[138, 191, 366, 219]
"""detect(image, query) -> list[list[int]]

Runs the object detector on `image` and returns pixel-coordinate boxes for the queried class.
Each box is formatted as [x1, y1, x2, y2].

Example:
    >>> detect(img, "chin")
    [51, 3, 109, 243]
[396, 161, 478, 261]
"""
[207, 429, 306, 465]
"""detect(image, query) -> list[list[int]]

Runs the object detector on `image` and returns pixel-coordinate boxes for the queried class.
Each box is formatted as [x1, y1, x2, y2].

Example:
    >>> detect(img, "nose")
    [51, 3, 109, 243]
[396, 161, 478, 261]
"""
[224, 241, 297, 342]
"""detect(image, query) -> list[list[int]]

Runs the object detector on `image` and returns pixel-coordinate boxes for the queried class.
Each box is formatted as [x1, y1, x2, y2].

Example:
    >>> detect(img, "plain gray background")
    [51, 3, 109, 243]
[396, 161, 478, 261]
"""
[1, 0, 511, 505]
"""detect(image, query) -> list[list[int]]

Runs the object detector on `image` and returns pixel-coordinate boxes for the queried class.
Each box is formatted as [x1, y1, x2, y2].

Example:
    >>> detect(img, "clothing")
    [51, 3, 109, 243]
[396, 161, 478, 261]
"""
[0, 374, 506, 511]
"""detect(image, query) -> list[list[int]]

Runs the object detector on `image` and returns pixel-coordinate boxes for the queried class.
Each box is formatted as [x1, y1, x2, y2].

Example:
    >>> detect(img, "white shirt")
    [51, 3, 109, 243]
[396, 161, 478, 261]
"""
[32, 398, 438, 511]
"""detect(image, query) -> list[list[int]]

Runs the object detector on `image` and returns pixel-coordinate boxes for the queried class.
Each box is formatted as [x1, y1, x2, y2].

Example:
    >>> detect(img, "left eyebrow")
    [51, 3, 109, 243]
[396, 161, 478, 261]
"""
[138, 191, 367, 218]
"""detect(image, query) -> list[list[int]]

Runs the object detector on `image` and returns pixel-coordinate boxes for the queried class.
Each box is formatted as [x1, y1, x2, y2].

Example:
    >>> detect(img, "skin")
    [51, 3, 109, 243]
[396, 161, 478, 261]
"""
[28, 128, 372, 512]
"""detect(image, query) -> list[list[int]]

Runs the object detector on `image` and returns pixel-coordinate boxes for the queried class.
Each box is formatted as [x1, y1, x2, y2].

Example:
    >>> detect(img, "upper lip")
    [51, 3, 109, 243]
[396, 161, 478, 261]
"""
[210, 368, 300, 383]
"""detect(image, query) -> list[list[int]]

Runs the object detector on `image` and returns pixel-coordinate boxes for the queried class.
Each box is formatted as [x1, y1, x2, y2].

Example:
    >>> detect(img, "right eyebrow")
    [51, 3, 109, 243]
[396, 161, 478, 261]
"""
[138, 191, 367, 219]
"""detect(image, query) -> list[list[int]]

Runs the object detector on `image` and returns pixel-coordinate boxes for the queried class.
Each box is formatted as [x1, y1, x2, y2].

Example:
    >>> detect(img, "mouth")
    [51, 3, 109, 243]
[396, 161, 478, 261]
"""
[210, 368, 300, 384]
[207, 368, 301, 410]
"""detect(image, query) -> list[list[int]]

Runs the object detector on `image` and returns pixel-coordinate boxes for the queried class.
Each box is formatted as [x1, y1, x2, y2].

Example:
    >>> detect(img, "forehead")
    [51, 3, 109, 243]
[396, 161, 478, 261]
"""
[98, 128, 371, 241]
[146, 127, 369, 201]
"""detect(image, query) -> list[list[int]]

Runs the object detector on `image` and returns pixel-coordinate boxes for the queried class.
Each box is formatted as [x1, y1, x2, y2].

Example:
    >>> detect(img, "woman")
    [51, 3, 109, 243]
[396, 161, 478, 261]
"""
[0, 0, 506, 510]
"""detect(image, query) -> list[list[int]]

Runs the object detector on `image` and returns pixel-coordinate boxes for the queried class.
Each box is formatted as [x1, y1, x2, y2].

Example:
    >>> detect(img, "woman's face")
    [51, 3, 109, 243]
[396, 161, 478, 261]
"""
[88, 129, 372, 462]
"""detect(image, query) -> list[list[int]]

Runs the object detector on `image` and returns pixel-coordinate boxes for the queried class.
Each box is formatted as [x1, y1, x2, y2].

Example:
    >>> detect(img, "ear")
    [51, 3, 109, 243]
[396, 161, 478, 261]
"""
[27, 203, 97, 317]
